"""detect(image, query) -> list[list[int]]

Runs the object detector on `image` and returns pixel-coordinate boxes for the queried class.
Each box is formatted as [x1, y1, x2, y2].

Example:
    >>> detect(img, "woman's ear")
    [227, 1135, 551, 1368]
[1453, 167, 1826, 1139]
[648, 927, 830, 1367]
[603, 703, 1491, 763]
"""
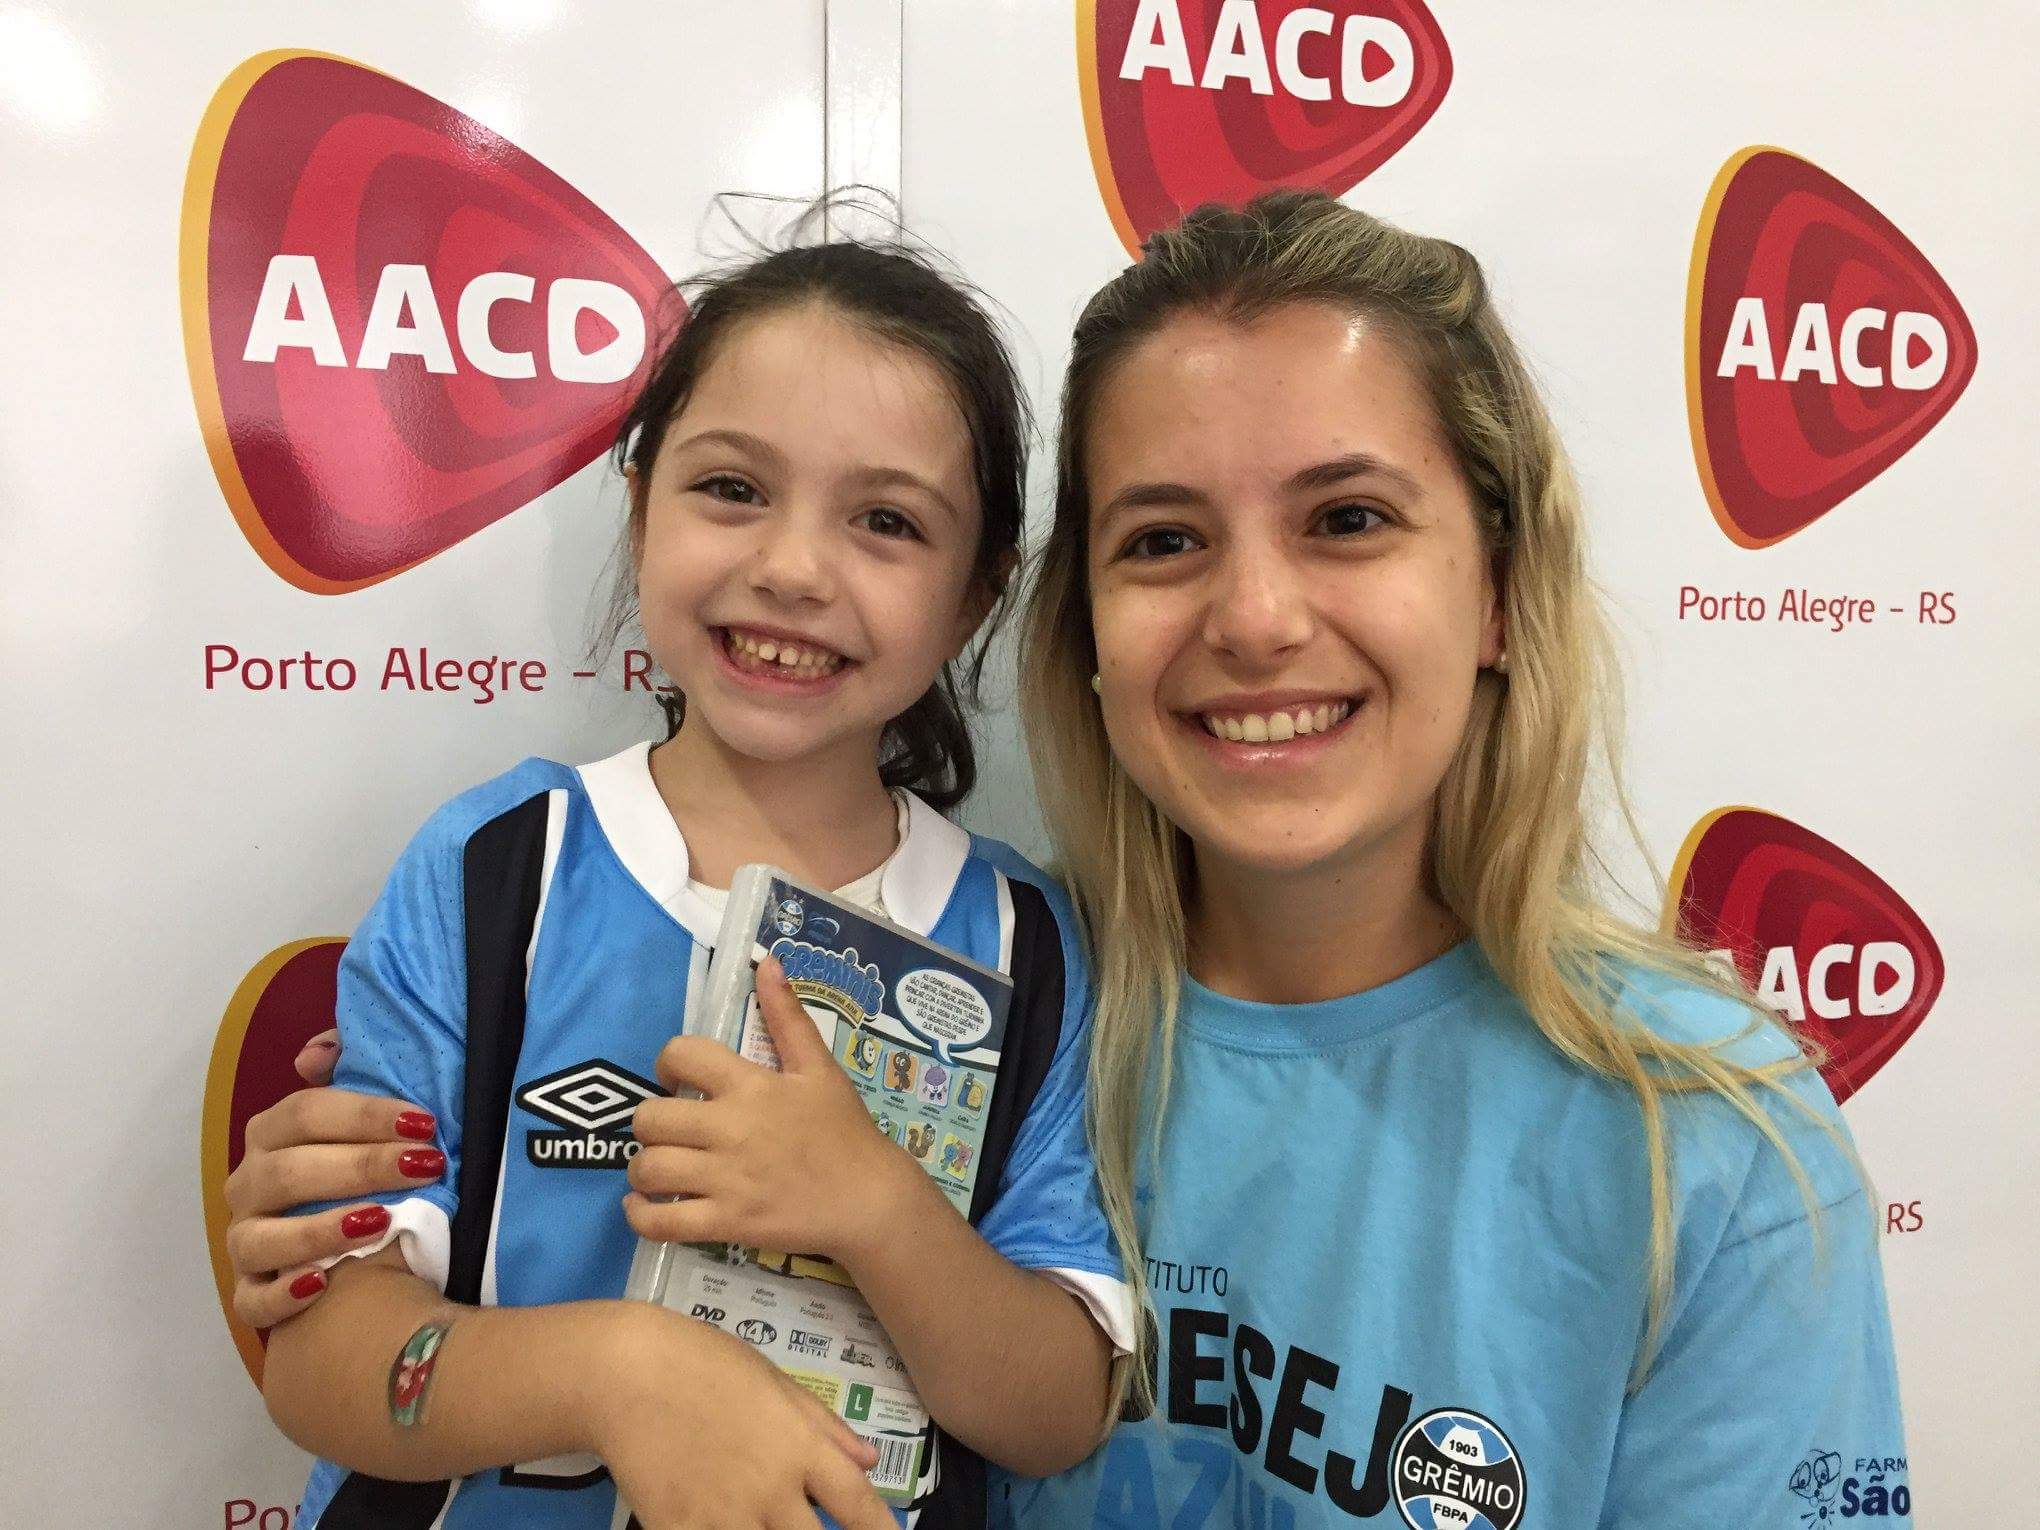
[1479, 549, 1507, 669]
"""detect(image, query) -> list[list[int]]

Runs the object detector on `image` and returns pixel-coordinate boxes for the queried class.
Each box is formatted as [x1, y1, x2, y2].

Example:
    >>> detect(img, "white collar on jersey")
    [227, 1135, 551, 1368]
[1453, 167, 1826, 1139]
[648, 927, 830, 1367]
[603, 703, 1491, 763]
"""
[576, 740, 972, 943]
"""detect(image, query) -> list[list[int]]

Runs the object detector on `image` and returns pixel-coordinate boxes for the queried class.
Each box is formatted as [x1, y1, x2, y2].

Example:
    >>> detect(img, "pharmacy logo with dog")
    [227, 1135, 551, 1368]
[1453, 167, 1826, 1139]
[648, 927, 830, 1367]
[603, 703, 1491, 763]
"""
[182, 50, 672, 592]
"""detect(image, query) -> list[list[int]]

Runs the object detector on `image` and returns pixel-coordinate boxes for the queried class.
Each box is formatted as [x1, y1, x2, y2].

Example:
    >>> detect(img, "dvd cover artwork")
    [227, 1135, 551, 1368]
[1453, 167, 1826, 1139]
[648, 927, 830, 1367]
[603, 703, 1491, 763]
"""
[623, 864, 1013, 1507]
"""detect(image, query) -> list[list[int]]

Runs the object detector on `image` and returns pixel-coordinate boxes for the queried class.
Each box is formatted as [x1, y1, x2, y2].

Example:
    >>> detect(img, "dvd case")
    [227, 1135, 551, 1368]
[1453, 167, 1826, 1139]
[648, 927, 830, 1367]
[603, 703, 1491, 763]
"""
[624, 864, 1014, 1507]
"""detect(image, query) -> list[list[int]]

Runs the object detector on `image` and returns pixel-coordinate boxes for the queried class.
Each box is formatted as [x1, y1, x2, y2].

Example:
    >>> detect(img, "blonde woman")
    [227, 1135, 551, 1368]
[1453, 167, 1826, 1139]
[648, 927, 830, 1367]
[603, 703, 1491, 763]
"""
[220, 194, 1908, 1529]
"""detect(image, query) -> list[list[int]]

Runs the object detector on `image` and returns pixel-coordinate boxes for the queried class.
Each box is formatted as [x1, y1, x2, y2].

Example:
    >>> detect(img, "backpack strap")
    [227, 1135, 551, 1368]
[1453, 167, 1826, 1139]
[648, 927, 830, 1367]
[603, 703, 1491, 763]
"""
[916, 875, 1068, 1530]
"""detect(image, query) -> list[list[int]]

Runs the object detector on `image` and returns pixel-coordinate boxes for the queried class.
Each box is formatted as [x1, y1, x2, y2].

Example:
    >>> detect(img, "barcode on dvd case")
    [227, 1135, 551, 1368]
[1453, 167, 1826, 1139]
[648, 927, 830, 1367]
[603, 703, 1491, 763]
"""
[868, 1434, 920, 1495]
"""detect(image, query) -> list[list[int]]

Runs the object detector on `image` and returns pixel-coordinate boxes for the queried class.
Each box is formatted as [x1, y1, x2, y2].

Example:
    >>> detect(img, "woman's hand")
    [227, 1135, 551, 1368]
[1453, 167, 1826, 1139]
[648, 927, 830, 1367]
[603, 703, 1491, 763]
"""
[593, 1303, 892, 1530]
[624, 956, 911, 1265]
[223, 1031, 444, 1328]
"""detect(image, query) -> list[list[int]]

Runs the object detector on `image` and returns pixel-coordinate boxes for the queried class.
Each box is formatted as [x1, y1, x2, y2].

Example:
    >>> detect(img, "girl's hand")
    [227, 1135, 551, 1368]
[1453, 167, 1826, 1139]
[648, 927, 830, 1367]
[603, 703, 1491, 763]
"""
[223, 1064, 444, 1328]
[594, 1304, 891, 1530]
[625, 956, 913, 1265]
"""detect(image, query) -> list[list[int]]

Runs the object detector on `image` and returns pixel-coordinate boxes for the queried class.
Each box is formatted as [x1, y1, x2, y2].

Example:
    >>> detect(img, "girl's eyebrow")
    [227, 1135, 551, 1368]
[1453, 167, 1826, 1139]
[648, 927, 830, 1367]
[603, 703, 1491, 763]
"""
[844, 465, 961, 521]
[666, 428, 957, 519]
[665, 427, 789, 472]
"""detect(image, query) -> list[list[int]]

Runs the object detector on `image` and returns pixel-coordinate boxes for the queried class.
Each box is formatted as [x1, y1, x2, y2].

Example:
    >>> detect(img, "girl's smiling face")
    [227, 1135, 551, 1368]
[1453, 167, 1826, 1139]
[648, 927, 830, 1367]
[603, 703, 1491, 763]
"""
[635, 305, 987, 768]
[1084, 303, 1503, 883]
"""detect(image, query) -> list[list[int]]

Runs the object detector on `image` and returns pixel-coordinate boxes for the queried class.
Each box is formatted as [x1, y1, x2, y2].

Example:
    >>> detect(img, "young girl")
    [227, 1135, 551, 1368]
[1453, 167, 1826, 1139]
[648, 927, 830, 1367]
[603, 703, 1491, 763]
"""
[255, 240, 1129, 1530]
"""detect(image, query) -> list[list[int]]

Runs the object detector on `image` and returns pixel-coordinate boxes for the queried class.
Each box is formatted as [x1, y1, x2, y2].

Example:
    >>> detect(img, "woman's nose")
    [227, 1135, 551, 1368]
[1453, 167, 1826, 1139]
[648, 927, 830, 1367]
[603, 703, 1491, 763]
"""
[1201, 541, 1314, 662]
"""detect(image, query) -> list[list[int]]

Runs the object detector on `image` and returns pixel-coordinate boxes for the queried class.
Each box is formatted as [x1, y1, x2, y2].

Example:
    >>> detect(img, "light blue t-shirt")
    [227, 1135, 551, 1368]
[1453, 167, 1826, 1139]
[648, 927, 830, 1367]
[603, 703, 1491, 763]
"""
[994, 943, 1910, 1530]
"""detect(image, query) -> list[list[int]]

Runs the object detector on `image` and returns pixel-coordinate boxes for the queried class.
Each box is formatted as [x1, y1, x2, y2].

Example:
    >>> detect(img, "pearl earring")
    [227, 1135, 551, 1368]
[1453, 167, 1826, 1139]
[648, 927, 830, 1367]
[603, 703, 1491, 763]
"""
[1091, 673, 1102, 694]
[1493, 651, 1511, 675]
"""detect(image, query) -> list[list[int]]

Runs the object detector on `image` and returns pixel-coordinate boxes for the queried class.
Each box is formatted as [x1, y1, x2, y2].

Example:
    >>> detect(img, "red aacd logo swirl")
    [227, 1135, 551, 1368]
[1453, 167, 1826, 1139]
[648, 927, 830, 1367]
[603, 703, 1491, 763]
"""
[201, 938, 346, 1384]
[1668, 807, 1943, 1103]
[1686, 147, 1975, 549]
[181, 51, 674, 592]
[1079, 1, 1450, 256]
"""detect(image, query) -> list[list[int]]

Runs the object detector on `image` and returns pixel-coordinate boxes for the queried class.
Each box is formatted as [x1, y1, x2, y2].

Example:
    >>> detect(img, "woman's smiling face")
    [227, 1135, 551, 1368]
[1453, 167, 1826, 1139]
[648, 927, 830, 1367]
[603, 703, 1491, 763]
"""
[1084, 302, 1503, 882]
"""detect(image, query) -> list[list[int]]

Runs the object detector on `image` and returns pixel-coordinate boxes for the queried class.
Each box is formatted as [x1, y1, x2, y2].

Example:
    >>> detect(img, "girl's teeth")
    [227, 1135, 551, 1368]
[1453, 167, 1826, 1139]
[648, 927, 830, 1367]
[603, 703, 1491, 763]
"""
[1223, 717, 1244, 742]
[1314, 703, 1331, 732]
[1241, 715, 1269, 743]
[1267, 712, 1295, 742]
[1291, 708, 1314, 736]
[727, 630, 840, 674]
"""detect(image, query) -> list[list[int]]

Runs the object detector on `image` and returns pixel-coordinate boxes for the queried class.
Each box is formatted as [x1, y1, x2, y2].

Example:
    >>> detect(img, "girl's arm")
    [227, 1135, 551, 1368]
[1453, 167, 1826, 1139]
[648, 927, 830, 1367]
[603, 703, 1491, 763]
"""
[626, 959, 1115, 1478]
[834, 1163, 1115, 1476]
[263, 1246, 893, 1530]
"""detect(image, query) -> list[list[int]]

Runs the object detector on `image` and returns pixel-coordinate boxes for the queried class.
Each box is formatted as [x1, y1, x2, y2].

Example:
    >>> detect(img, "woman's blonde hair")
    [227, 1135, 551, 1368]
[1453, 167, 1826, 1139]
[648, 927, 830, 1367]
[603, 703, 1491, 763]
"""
[1019, 191, 1828, 1410]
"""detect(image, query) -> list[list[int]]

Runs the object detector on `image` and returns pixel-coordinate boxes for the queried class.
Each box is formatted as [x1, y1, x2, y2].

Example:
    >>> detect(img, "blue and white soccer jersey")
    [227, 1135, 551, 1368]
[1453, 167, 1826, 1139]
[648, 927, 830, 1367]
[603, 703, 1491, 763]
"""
[999, 944, 1910, 1530]
[296, 741, 1129, 1530]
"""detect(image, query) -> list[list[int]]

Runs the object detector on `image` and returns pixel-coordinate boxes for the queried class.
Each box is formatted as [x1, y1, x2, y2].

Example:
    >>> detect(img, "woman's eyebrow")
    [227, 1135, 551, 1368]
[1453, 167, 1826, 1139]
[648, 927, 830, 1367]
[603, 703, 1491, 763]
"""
[1097, 480, 1209, 520]
[1285, 452, 1422, 497]
[1097, 452, 1421, 522]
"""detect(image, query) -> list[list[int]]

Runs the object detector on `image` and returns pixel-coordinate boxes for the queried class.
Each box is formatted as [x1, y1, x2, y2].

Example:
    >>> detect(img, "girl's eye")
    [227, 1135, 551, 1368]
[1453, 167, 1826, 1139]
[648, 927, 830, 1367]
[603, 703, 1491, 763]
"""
[1121, 526, 1202, 560]
[1316, 502, 1387, 538]
[693, 474, 760, 505]
[856, 507, 923, 541]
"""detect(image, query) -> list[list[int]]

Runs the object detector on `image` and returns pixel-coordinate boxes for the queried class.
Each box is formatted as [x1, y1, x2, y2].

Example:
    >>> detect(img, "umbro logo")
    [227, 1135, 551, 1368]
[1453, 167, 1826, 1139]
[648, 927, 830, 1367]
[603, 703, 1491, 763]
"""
[518, 1059, 662, 1168]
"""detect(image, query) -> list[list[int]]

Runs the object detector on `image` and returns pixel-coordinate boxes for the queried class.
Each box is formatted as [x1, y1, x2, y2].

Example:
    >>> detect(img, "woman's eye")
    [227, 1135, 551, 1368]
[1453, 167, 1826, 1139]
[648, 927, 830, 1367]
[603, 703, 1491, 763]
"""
[1123, 527, 1201, 560]
[1316, 503, 1387, 538]
[694, 474, 759, 504]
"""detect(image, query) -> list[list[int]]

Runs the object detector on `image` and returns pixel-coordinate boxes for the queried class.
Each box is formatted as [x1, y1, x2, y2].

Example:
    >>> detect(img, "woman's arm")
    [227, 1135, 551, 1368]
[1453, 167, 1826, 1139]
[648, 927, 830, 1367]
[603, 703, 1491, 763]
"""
[264, 1246, 892, 1530]
[222, 1060, 446, 1328]
[626, 958, 1115, 1478]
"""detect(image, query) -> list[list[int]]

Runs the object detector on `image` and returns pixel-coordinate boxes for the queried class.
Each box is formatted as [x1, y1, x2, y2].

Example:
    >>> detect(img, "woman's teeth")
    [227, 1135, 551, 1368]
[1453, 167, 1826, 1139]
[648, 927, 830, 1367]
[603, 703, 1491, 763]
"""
[725, 629, 844, 675]
[1200, 700, 1351, 742]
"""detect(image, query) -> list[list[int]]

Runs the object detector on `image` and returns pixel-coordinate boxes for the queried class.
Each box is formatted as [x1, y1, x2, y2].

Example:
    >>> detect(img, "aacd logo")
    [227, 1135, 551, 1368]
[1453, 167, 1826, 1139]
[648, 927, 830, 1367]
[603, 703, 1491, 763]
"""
[1668, 808, 1943, 1103]
[1079, 1, 1450, 256]
[181, 51, 674, 593]
[1686, 147, 1976, 549]
[201, 936, 347, 1385]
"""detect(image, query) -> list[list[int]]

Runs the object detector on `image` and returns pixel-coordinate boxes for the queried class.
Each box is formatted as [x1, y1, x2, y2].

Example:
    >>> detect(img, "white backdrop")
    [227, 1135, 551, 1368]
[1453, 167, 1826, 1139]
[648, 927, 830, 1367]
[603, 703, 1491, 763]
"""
[2, 1, 2032, 1523]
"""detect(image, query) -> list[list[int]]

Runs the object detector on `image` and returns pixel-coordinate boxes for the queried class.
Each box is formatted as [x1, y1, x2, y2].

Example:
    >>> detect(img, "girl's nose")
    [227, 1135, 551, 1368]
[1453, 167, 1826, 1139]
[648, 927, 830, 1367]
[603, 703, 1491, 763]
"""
[1200, 538, 1314, 662]
[749, 516, 832, 605]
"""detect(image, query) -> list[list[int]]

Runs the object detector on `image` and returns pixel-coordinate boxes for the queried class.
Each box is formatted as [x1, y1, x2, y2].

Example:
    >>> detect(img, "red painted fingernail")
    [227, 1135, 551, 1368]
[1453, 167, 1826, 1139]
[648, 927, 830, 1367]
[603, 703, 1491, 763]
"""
[289, 1270, 327, 1300]
[399, 1148, 446, 1179]
[395, 1111, 436, 1141]
[341, 1205, 392, 1238]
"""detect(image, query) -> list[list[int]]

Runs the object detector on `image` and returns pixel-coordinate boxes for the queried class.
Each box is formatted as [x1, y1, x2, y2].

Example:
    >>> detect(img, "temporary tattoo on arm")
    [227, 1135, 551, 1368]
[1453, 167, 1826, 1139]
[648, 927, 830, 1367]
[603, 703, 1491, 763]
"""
[389, 1318, 453, 1428]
